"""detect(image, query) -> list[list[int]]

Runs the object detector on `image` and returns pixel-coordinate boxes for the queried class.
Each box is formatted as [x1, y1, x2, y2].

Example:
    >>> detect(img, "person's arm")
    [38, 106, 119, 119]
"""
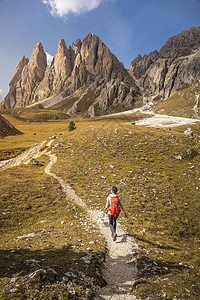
[121, 207, 128, 218]
[106, 196, 110, 210]
[119, 197, 128, 218]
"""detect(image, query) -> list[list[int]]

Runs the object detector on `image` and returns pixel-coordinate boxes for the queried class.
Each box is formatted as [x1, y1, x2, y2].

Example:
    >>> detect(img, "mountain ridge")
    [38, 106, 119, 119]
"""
[2, 26, 200, 118]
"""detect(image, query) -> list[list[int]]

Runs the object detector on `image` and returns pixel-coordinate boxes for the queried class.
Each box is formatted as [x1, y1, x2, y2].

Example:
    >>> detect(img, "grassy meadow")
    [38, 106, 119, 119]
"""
[0, 109, 200, 299]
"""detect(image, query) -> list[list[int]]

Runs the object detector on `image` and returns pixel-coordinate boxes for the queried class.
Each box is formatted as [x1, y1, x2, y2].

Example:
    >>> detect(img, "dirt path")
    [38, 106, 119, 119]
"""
[0, 140, 47, 170]
[45, 149, 137, 299]
[0, 139, 138, 298]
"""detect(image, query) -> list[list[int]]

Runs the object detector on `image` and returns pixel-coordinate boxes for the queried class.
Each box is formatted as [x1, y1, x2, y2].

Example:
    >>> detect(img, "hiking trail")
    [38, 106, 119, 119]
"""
[44, 146, 138, 299]
[0, 138, 138, 299]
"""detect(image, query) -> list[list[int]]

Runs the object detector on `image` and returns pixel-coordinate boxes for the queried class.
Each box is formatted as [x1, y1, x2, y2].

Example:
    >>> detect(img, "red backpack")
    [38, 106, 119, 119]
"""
[108, 196, 121, 216]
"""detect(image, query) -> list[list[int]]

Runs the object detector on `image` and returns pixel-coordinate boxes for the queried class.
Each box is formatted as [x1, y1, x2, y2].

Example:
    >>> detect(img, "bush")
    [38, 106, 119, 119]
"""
[182, 148, 198, 160]
[68, 121, 76, 132]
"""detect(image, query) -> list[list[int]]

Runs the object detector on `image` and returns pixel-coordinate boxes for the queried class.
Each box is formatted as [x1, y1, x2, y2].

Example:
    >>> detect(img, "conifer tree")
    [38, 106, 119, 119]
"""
[68, 121, 76, 132]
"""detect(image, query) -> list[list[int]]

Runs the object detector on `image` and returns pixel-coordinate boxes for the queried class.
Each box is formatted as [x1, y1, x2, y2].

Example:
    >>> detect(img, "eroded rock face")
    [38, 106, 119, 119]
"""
[128, 26, 200, 100]
[3, 26, 200, 116]
[3, 55, 29, 108]
[3, 42, 47, 108]
[129, 51, 159, 80]
[3, 33, 138, 115]
[159, 26, 200, 58]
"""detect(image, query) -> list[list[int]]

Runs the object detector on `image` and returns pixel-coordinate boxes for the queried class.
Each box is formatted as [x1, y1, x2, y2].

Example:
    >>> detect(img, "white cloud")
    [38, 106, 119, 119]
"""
[42, 0, 107, 17]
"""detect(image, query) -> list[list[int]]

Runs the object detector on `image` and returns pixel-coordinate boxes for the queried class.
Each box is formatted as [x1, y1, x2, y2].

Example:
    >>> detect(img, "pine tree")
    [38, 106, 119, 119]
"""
[68, 121, 76, 132]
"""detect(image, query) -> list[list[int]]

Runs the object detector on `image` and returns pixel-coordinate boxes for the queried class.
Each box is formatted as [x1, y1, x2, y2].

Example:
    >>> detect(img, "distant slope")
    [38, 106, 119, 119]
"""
[154, 81, 200, 118]
[0, 115, 23, 137]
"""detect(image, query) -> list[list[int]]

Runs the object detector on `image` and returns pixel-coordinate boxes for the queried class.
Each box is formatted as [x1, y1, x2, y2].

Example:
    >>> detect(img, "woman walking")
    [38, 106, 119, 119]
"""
[106, 186, 128, 241]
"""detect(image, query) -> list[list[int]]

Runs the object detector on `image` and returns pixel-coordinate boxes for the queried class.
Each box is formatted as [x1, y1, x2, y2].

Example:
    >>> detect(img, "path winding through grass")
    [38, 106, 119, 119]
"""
[0, 138, 138, 299]
[44, 145, 137, 299]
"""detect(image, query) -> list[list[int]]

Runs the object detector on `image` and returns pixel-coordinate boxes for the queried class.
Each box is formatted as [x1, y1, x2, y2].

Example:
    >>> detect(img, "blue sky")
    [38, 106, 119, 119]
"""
[0, 0, 199, 96]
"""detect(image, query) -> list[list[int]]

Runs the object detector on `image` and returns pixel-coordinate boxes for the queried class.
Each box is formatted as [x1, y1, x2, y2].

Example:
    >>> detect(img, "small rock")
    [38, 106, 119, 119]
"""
[81, 253, 93, 264]
[29, 158, 42, 165]
[64, 272, 76, 278]
[17, 233, 35, 239]
[175, 156, 183, 160]
[29, 269, 47, 279]
[24, 259, 40, 267]
[54, 143, 60, 148]
[10, 288, 18, 293]
[10, 278, 17, 283]
[62, 276, 69, 282]
[184, 128, 193, 137]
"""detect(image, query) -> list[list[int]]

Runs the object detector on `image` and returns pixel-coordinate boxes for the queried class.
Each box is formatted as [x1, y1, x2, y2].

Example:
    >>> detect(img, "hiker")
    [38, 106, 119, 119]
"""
[106, 186, 128, 241]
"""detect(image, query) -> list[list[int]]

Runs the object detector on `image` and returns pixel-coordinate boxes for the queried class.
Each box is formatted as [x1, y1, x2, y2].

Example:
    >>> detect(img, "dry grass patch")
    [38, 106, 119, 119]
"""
[0, 155, 106, 299]
[154, 81, 200, 118]
[0, 113, 69, 160]
[52, 116, 200, 299]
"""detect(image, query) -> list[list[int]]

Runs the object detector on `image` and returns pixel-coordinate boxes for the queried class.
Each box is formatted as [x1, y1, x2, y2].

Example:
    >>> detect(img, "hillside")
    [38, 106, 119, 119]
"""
[0, 114, 22, 137]
[154, 81, 200, 118]
[0, 111, 200, 299]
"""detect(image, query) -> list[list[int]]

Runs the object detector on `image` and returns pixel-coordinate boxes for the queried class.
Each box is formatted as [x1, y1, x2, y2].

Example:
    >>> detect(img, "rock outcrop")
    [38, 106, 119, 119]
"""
[3, 33, 139, 116]
[128, 26, 200, 101]
[3, 42, 47, 108]
[2, 26, 200, 116]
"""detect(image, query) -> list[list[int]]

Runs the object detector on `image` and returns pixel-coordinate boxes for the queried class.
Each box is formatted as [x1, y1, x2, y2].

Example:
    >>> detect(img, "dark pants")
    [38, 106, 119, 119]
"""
[108, 214, 119, 235]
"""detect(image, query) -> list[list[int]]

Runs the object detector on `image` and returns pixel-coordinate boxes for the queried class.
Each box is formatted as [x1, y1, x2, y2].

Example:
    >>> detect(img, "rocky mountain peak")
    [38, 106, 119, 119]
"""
[129, 50, 159, 80]
[9, 55, 29, 86]
[57, 38, 69, 55]
[29, 41, 47, 73]
[159, 25, 200, 58]
[128, 25, 200, 101]
[3, 26, 199, 116]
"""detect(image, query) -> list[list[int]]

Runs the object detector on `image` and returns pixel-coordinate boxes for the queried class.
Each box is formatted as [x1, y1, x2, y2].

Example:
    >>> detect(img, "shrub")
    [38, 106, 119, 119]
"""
[68, 121, 76, 132]
[182, 148, 198, 160]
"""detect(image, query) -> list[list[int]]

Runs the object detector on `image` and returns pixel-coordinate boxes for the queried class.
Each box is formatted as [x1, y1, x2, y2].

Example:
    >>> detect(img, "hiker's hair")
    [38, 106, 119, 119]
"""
[112, 186, 118, 194]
